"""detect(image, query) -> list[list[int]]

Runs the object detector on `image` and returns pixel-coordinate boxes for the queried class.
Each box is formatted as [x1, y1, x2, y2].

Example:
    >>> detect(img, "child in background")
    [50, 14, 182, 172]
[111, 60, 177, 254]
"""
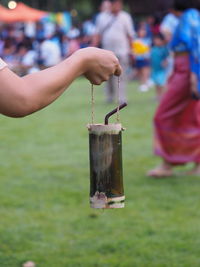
[132, 27, 151, 92]
[151, 33, 169, 100]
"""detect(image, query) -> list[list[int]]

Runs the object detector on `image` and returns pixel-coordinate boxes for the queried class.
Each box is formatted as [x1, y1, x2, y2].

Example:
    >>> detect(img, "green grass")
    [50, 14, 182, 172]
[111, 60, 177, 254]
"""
[1, 78, 200, 267]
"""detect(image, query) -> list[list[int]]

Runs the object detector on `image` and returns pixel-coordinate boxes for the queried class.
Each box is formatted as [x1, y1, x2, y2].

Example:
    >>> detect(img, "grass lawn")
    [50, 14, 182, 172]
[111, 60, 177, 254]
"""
[1, 78, 200, 267]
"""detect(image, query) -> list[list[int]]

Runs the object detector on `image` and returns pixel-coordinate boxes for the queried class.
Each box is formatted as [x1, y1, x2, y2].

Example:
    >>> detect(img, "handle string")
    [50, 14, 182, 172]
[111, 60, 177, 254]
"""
[91, 84, 95, 124]
[116, 76, 121, 123]
[91, 76, 121, 125]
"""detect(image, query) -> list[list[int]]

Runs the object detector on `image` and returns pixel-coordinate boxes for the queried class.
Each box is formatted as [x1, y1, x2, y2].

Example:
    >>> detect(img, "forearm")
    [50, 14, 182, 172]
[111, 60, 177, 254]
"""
[0, 53, 84, 118]
[23, 54, 84, 112]
[0, 47, 121, 118]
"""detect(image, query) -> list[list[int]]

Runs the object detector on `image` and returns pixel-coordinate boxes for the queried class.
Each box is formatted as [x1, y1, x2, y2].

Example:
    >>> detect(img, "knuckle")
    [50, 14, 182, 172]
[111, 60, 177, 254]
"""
[93, 79, 101, 85]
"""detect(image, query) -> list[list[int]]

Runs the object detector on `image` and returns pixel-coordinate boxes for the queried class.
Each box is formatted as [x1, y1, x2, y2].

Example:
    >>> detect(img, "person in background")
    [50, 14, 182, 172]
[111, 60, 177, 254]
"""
[151, 33, 169, 100]
[160, 9, 179, 43]
[150, 15, 161, 35]
[1, 37, 17, 70]
[61, 35, 69, 58]
[160, 8, 180, 79]
[35, 22, 45, 43]
[132, 27, 151, 92]
[67, 25, 81, 41]
[145, 16, 156, 38]
[82, 16, 96, 47]
[40, 34, 62, 68]
[65, 25, 80, 57]
[0, 47, 121, 118]
[93, 0, 134, 103]
[144, 15, 161, 37]
[82, 16, 96, 38]
[147, 0, 200, 177]
[67, 36, 81, 56]
[137, 16, 155, 39]
[17, 44, 39, 75]
[95, 0, 111, 26]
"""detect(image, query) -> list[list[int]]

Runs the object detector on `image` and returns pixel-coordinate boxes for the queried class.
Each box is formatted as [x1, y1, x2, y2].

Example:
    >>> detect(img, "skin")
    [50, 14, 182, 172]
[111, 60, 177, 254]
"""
[0, 47, 122, 118]
[190, 72, 199, 97]
[153, 37, 168, 100]
[111, 0, 122, 15]
[100, 0, 111, 12]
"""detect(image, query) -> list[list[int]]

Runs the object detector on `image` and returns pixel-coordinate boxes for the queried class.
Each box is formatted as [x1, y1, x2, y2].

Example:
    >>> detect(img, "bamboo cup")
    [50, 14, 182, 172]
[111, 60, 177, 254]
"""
[88, 123, 125, 209]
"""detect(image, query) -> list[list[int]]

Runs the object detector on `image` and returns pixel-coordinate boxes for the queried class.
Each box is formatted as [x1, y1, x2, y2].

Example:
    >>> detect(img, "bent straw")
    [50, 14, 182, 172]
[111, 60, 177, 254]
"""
[104, 103, 127, 125]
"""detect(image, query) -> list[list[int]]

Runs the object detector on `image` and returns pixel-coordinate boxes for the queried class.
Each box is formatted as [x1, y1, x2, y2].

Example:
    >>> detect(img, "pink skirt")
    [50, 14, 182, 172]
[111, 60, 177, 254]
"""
[154, 54, 200, 165]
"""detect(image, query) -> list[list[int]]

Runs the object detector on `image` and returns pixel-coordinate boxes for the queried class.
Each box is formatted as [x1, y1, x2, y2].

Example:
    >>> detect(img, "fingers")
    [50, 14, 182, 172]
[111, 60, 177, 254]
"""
[110, 53, 122, 76]
[91, 77, 107, 85]
[84, 50, 122, 85]
[92, 79, 102, 86]
[86, 69, 120, 85]
[85, 73, 102, 85]
[85, 70, 112, 85]
[114, 64, 122, 76]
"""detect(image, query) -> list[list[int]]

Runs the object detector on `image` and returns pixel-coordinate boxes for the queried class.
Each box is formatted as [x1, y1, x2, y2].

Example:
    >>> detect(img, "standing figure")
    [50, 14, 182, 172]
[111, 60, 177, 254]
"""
[160, 10, 179, 43]
[160, 9, 180, 79]
[94, 0, 134, 103]
[148, 0, 200, 177]
[40, 35, 62, 68]
[132, 27, 151, 92]
[95, 0, 111, 24]
[151, 33, 169, 100]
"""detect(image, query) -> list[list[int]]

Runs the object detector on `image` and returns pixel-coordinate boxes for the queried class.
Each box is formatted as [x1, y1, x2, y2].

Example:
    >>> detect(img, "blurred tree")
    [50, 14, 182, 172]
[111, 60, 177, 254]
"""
[127, 0, 173, 15]
[22, 0, 91, 12]
[2, 0, 173, 16]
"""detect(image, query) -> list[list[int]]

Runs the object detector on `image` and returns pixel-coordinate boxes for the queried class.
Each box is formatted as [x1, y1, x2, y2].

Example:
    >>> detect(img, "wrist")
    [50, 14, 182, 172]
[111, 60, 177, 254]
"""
[71, 49, 90, 75]
[62, 51, 87, 77]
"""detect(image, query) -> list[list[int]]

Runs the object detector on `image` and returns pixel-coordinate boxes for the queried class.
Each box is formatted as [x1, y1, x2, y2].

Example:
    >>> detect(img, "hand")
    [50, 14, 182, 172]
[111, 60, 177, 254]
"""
[190, 72, 199, 98]
[74, 47, 122, 85]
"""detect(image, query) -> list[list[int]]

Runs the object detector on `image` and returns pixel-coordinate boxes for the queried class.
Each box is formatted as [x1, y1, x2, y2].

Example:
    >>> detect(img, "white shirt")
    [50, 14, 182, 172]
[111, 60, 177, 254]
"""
[160, 13, 179, 35]
[40, 40, 61, 67]
[96, 11, 134, 57]
[24, 22, 36, 38]
[22, 50, 37, 67]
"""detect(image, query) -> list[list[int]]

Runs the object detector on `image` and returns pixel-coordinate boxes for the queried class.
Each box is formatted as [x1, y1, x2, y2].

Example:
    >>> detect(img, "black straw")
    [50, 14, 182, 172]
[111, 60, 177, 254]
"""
[104, 103, 127, 125]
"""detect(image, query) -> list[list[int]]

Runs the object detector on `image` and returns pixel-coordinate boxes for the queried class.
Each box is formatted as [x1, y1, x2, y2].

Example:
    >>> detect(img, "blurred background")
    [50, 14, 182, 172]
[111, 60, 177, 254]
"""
[1, 1, 200, 267]
[1, 0, 173, 15]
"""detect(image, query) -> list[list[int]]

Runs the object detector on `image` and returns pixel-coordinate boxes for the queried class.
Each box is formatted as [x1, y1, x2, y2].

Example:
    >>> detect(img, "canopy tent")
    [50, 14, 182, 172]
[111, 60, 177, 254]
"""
[0, 2, 47, 23]
[0, 4, 13, 19]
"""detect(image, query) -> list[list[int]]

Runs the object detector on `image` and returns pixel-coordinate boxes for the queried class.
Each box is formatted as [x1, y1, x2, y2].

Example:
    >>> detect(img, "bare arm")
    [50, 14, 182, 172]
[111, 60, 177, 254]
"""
[0, 48, 121, 118]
